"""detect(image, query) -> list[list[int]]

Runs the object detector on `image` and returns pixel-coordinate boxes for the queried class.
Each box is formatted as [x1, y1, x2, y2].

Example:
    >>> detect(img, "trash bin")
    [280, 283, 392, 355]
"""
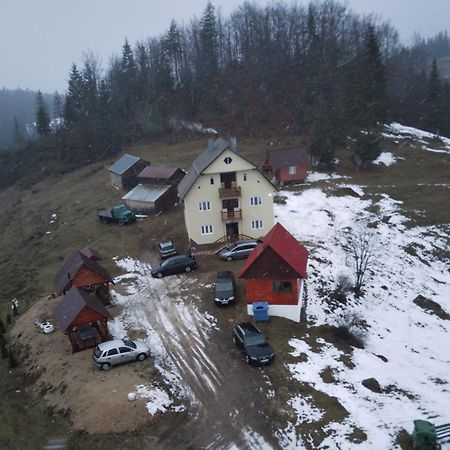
[252, 302, 269, 322]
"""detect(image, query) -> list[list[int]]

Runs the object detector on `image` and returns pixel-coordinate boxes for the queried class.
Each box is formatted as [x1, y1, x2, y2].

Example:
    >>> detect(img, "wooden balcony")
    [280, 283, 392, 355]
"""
[221, 208, 242, 221]
[219, 184, 241, 198]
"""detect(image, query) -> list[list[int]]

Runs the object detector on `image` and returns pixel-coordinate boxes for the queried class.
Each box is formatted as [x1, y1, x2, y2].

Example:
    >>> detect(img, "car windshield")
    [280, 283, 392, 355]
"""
[245, 335, 267, 346]
[216, 281, 233, 292]
[160, 242, 173, 250]
[93, 347, 102, 358]
[115, 205, 127, 213]
[161, 258, 174, 267]
[122, 339, 136, 349]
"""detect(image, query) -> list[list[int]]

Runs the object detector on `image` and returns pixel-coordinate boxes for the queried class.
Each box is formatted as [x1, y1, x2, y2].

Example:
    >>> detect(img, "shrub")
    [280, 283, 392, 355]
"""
[0, 318, 5, 334]
[8, 349, 18, 368]
[333, 313, 366, 348]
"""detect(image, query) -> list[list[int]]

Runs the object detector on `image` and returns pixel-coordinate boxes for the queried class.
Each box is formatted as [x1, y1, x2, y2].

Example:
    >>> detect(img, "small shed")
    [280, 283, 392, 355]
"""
[108, 154, 149, 190]
[53, 250, 114, 304]
[239, 222, 308, 322]
[54, 286, 111, 353]
[138, 166, 185, 186]
[263, 146, 308, 184]
[122, 184, 177, 214]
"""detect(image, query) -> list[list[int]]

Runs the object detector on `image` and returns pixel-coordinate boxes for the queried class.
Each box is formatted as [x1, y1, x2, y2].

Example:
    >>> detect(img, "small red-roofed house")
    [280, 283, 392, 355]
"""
[239, 222, 308, 322]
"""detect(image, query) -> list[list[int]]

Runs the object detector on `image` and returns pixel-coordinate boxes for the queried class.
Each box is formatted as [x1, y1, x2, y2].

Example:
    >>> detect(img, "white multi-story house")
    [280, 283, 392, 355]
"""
[178, 137, 276, 247]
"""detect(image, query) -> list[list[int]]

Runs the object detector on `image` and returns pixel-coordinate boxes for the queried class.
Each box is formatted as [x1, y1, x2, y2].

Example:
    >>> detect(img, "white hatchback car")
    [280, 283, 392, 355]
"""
[93, 339, 150, 371]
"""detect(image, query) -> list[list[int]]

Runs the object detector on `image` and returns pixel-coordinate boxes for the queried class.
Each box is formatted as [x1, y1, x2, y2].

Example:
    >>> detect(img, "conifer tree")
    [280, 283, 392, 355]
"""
[353, 26, 388, 126]
[64, 64, 83, 125]
[13, 115, 25, 147]
[425, 59, 444, 134]
[35, 91, 51, 136]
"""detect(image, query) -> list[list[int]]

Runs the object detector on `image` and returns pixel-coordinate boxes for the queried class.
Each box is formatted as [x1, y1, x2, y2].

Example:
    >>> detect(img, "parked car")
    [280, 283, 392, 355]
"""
[98, 204, 136, 225]
[158, 240, 177, 259]
[214, 271, 237, 305]
[151, 254, 198, 278]
[232, 322, 274, 366]
[218, 240, 258, 261]
[93, 339, 150, 371]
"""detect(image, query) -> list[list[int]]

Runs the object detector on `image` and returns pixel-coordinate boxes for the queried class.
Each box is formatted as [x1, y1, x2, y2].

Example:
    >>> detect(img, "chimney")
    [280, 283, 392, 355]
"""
[229, 137, 237, 153]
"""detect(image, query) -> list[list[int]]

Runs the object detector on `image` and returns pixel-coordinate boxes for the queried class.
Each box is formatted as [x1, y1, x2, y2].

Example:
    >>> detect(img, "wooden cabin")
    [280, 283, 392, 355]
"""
[263, 146, 308, 184]
[138, 166, 185, 186]
[53, 250, 114, 304]
[54, 286, 111, 353]
[108, 154, 149, 190]
[239, 222, 308, 322]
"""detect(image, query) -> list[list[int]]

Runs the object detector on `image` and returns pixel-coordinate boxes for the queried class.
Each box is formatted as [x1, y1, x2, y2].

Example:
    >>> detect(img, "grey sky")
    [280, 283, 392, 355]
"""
[1, 0, 449, 93]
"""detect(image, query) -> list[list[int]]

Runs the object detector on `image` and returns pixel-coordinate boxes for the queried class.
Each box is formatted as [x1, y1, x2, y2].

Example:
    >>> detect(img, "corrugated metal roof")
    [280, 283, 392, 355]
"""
[122, 184, 171, 203]
[109, 154, 142, 175]
[178, 137, 231, 200]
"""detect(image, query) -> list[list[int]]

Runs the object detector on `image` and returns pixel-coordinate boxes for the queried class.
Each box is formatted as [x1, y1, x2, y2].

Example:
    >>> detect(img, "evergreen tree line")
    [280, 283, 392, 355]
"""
[1, 0, 450, 187]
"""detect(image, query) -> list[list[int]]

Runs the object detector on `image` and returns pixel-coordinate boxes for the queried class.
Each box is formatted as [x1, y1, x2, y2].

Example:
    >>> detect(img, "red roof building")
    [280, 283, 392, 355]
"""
[263, 146, 308, 184]
[239, 222, 308, 322]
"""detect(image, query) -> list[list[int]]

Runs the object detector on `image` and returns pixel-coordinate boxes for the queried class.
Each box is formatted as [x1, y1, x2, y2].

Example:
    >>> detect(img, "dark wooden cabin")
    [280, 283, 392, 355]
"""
[263, 146, 308, 184]
[54, 286, 111, 353]
[239, 222, 308, 322]
[108, 154, 149, 190]
[138, 166, 185, 186]
[53, 250, 114, 304]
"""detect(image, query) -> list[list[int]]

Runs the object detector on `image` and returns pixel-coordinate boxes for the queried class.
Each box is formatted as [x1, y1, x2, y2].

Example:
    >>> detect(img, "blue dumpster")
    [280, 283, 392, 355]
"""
[252, 302, 269, 322]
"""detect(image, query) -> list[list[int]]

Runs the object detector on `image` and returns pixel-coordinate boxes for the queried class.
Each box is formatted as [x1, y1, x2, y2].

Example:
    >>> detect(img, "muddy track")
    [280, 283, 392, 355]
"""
[139, 273, 281, 450]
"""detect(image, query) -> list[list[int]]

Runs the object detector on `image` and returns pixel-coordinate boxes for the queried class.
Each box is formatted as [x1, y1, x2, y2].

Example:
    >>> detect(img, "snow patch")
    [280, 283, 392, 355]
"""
[373, 152, 397, 166]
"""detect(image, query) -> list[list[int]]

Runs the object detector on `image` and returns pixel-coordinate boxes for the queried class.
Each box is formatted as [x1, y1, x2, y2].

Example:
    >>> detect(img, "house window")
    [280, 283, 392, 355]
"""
[199, 201, 211, 211]
[289, 166, 297, 175]
[210, 177, 214, 185]
[201, 225, 214, 235]
[243, 173, 247, 181]
[250, 196, 262, 206]
[251, 220, 263, 230]
[224, 156, 233, 165]
[273, 281, 292, 293]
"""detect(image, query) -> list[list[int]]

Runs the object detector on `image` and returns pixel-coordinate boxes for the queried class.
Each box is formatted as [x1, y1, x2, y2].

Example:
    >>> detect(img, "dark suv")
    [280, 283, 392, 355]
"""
[232, 322, 274, 366]
[218, 240, 258, 261]
[214, 271, 236, 305]
[151, 254, 197, 278]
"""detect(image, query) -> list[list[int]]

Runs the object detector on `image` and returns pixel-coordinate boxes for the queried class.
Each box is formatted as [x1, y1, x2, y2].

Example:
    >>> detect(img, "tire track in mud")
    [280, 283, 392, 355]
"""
[116, 260, 280, 450]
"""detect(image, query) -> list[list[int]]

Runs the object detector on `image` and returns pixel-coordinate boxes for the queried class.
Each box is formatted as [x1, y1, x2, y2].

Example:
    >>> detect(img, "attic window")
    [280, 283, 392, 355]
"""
[243, 173, 247, 181]
[210, 177, 214, 185]
[224, 156, 233, 165]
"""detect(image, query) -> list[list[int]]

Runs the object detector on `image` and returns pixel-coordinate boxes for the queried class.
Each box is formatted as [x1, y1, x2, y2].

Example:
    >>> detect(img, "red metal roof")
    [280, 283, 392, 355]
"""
[239, 222, 308, 279]
[138, 166, 181, 180]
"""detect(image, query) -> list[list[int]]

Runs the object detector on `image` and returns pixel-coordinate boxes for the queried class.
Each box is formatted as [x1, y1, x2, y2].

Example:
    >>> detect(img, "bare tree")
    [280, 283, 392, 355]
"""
[345, 228, 378, 296]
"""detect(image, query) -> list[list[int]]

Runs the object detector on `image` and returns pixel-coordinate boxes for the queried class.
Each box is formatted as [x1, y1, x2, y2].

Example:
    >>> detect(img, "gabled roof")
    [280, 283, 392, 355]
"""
[122, 184, 171, 202]
[54, 286, 111, 331]
[138, 166, 181, 180]
[239, 222, 308, 279]
[53, 250, 113, 294]
[178, 138, 232, 200]
[80, 247, 102, 261]
[266, 146, 309, 170]
[109, 154, 143, 175]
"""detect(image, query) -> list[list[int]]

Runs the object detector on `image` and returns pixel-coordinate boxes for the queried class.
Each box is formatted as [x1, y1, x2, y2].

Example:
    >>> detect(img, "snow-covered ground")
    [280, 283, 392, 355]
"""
[383, 122, 450, 154]
[306, 171, 349, 183]
[373, 151, 398, 166]
[274, 185, 450, 449]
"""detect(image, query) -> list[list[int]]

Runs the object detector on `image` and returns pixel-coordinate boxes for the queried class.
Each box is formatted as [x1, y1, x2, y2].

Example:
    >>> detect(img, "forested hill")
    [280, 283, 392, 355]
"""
[1, 0, 450, 188]
[0, 88, 55, 150]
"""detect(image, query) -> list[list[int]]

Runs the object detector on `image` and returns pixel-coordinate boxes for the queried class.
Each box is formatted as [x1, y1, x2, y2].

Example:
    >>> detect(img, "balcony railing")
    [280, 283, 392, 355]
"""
[221, 208, 242, 220]
[219, 184, 241, 198]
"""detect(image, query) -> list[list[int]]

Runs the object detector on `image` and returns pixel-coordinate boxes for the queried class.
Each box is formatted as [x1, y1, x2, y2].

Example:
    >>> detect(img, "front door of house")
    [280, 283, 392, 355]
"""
[226, 222, 239, 239]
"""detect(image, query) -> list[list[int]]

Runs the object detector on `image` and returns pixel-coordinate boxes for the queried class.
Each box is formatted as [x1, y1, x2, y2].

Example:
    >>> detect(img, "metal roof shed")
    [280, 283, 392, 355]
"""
[108, 154, 149, 189]
[122, 184, 176, 214]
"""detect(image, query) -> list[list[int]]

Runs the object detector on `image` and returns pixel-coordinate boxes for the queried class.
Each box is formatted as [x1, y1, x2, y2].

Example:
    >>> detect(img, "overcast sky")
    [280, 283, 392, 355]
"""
[1, 0, 449, 93]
